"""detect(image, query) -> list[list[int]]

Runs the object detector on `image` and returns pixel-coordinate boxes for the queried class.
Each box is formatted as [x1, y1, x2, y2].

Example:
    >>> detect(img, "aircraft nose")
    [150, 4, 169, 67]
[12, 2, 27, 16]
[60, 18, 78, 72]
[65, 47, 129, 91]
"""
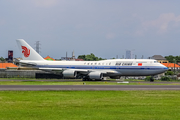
[164, 67, 168, 70]
[163, 66, 168, 72]
[160, 63, 168, 72]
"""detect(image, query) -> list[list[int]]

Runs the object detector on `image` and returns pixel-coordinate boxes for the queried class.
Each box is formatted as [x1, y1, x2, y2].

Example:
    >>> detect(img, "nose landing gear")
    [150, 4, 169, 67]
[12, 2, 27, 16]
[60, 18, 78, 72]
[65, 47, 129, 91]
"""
[150, 76, 154, 82]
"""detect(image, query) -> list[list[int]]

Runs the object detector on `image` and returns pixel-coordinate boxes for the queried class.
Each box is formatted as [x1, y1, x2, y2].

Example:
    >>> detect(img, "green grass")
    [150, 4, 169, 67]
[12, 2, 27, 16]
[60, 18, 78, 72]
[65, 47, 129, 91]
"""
[0, 91, 180, 120]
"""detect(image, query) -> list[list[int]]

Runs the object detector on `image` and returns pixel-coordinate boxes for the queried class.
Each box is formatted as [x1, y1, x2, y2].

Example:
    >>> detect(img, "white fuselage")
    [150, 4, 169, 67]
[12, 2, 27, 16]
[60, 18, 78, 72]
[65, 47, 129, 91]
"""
[20, 59, 168, 76]
[16, 39, 168, 80]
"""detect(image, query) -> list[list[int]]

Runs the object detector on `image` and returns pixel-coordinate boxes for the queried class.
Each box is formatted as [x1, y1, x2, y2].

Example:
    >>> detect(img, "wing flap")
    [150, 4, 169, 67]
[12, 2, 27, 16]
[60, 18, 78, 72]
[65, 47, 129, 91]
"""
[39, 68, 63, 71]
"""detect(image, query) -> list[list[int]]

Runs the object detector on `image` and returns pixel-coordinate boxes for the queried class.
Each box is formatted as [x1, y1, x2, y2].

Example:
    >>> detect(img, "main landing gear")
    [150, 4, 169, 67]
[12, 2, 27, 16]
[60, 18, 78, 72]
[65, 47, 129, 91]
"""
[150, 76, 154, 82]
[83, 78, 93, 81]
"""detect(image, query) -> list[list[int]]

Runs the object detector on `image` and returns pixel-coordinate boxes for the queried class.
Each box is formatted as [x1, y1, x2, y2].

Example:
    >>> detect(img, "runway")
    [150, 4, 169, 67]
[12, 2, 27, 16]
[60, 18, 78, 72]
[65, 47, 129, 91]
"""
[0, 85, 180, 91]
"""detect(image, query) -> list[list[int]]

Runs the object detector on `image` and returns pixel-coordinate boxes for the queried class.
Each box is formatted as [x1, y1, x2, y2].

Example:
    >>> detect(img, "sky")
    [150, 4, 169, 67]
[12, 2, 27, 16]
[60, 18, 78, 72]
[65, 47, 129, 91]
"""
[0, 0, 180, 59]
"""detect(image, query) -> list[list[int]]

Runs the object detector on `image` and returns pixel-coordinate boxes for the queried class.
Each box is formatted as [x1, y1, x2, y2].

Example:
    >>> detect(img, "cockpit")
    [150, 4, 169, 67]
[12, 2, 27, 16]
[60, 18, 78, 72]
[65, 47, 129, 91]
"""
[154, 61, 158, 63]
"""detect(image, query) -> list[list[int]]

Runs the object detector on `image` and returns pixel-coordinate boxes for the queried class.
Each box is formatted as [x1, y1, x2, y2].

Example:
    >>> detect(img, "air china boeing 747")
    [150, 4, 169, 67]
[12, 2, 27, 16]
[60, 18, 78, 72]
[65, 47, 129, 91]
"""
[16, 39, 168, 81]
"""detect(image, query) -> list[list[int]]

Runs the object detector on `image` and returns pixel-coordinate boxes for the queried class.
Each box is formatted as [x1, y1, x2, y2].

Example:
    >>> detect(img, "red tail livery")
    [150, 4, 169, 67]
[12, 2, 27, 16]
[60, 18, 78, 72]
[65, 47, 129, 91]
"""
[21, 46, 30, 57]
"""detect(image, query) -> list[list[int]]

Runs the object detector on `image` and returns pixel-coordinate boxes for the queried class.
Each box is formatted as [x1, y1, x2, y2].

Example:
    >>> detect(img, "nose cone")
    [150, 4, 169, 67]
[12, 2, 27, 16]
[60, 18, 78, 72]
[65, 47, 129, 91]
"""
[160, 64, 168, 72]
[164, 66, 168, 70]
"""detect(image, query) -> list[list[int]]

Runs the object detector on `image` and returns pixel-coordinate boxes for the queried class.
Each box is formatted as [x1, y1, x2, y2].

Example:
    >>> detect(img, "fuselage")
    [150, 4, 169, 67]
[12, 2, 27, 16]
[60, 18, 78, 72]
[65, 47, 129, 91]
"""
[20, 59, 168, 76]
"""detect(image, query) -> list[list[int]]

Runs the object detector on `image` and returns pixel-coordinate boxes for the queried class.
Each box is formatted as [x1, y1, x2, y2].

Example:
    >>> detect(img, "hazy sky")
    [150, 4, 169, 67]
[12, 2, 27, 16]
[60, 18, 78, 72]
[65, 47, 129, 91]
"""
[0, 0, 180, 59]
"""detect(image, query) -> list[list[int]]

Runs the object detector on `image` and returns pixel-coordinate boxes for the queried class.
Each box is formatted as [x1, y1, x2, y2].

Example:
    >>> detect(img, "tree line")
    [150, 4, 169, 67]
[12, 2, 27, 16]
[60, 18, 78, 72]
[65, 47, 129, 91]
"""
[77, 53, 105, 61]
[165, 55, 180, 63]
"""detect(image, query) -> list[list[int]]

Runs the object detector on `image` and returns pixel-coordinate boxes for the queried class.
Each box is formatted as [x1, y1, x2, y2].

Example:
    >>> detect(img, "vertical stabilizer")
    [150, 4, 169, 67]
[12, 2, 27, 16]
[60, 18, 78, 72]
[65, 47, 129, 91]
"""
[16, 39, 45, 61]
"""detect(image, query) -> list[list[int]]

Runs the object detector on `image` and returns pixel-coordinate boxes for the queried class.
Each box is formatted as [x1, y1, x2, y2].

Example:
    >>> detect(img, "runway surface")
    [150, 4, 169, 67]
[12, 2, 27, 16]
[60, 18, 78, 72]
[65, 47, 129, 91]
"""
[0, 85, 180, 91]
[0, 79, 180, 84]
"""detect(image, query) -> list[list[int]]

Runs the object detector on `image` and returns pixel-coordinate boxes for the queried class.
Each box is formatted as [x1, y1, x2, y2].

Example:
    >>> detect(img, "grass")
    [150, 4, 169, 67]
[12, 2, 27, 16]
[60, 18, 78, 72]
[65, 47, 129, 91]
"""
[0, 91, 180, 120]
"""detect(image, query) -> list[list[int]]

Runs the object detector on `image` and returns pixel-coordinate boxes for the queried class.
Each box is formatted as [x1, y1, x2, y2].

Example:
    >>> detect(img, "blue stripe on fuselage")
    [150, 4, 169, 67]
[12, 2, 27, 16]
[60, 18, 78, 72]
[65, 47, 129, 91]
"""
[36, 65, 168, 70]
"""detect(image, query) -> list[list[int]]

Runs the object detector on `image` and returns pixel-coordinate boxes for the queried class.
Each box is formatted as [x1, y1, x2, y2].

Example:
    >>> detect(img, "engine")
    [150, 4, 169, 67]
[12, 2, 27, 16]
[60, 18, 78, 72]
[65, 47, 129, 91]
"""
[63, 70, 77, 78]
[88, 72, 103, 80]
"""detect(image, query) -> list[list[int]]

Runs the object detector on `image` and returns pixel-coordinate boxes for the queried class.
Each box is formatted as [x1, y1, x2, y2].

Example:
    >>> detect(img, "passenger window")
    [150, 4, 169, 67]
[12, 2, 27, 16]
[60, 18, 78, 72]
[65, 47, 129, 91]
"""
[87, 63, 89, 65]
[91, 63, 93, 65]
[109, 63, 111, 65]
[95, 63, 97, 65]
[98, 63, 101, 65]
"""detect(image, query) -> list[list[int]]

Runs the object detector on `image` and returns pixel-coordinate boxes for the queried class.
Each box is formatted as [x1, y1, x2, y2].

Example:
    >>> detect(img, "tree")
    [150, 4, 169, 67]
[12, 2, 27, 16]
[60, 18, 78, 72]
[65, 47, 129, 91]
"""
[77, 53, 106, 61]
[145, 76, 154, 81]
[0, 57, 5, 62]
[165, 55, 180, 63]
[161, 76, 171, 81]
[165, 71, 174, 75]
[145, 76, 151, 81]
[78, 55, 86, 60]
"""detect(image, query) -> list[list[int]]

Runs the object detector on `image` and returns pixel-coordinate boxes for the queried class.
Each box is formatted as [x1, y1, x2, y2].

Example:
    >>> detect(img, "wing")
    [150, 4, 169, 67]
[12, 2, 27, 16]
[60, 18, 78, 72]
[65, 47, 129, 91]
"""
[39, 67, 121, 80]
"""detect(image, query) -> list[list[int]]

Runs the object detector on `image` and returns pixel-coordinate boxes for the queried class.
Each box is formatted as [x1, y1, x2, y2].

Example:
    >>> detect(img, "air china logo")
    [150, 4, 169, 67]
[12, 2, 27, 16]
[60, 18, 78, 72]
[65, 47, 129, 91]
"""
[21, 46, 30, 57]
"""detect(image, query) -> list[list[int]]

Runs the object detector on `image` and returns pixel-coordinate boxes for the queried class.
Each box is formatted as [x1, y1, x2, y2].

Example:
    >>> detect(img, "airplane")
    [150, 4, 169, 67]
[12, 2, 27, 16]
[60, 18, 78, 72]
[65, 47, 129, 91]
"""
[16, 39, 168, 81]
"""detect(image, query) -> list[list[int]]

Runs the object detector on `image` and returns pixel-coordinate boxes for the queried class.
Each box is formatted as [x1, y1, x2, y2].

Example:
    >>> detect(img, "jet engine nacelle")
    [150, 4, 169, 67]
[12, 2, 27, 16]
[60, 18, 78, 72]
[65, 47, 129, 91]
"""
[88, 72, 103, 80]
[63, 70, 77, 78]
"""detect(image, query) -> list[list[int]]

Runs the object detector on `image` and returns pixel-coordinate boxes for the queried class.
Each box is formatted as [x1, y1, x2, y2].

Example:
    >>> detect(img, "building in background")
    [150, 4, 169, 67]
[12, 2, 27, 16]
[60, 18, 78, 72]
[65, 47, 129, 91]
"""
[61, 51, 77, 61]
[161, 63, 180, 70]
[126, 50, 132, 59]
[151, 55, 169, 63]
[44, 56, 55, 61]
[8, 50, 13, 63]
[0, 63, 18, 69]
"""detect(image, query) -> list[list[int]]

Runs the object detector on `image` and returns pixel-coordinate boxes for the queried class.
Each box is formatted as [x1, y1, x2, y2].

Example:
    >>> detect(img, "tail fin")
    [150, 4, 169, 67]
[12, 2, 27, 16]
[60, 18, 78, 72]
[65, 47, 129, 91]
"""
[16, 39, 45, 61]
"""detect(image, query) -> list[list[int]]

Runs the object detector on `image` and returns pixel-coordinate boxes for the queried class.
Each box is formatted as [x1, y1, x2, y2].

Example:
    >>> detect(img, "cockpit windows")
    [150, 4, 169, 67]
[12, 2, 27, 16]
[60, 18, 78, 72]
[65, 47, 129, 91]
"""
[154, 61, 158, 63]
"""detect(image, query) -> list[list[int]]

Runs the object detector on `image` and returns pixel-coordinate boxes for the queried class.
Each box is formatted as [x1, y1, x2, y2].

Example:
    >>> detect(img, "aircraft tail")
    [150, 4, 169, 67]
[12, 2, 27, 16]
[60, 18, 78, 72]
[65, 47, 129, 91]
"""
[16, 39, 45, 61]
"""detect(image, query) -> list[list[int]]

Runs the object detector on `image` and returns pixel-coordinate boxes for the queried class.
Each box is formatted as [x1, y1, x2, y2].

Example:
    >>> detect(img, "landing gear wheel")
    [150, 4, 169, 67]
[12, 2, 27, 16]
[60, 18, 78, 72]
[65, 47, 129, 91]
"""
[150, 76, 154, 82]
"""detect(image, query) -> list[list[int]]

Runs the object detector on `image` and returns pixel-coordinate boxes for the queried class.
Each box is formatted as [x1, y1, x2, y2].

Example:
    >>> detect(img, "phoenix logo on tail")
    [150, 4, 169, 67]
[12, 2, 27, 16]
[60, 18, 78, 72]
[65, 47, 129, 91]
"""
[21, 46, 30, 57]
